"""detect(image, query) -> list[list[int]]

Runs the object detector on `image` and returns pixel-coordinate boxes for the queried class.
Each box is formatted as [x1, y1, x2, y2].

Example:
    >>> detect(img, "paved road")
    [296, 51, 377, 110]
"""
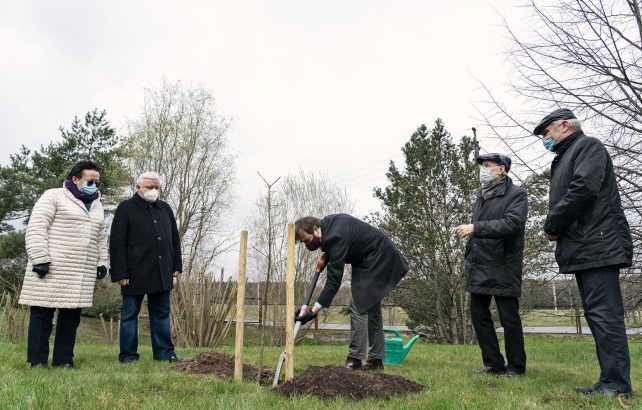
[497, 326, 642, 335]
[243, 321, 642, 335]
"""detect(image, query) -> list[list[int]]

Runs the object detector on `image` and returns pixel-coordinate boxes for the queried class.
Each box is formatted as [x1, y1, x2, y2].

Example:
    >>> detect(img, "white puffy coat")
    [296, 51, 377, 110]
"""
[18, 186, 109, 308]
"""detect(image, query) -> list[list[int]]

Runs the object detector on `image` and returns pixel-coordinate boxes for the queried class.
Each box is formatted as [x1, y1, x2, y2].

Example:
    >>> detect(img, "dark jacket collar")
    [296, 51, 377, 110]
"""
[553, 130, 583, 155]
[132, 192, 159, 209]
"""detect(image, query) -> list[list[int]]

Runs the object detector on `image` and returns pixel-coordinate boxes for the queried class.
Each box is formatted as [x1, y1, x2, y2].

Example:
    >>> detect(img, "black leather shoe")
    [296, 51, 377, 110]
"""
[344, 356, 362, 370]
[52, 362, 77, 369]
[30, 363, 48, 369]
[583, 386, 632, 399]
[167, 355, 186, 363]
[479, 366, 506, 375]
[362, 358, 384, 372]
[502, 368, 524, 377]
[575, 384, 599, 394]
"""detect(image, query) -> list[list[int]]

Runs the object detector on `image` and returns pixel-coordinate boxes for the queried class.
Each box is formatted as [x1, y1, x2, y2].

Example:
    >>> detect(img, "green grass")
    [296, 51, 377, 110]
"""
[1, 335, 641, 409]
[521, 309, 589, 327]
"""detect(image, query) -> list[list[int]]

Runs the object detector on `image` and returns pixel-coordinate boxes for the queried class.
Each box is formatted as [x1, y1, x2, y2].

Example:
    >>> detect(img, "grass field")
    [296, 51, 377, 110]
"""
[225, 305, 642, 328]
[1, 334, 641, 409]
[521, 310, 588, 328]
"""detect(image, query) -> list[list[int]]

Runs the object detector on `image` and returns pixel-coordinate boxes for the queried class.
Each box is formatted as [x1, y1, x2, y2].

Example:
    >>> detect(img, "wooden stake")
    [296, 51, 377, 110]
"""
[234, 230, 248, 382]
[285, 223, 296, 381]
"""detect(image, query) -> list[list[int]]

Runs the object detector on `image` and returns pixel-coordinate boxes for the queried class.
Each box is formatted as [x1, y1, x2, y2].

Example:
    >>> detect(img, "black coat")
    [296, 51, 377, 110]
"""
[545, 130, 632, 273]
[109, 194, 182, 295]
[317, 214, 409, 314]
[465, 176, 528, 297]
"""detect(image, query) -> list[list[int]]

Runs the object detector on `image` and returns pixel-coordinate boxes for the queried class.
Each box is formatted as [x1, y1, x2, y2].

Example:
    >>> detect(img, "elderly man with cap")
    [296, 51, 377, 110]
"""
[534, 108, 633, 398]
[454, 153, 528, 377]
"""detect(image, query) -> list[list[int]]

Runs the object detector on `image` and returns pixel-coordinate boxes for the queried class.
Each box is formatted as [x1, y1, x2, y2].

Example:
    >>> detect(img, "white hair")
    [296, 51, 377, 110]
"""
[137, 171, 161, 185]
[553, 118, 582, 132]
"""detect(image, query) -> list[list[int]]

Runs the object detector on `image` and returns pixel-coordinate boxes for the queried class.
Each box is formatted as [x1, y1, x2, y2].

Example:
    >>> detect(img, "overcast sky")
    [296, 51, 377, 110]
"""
[0, 0, 533, 276]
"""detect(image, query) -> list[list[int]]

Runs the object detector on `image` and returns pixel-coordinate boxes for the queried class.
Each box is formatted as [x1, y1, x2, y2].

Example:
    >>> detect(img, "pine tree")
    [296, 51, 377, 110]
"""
[371, 119, 478, 343]
[0, 110, 129, 292]
[0, 109, 128, 231]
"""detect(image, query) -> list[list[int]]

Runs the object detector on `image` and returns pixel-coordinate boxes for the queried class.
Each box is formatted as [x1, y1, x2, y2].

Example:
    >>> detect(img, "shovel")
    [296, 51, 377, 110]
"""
[272, 253, 327, 386]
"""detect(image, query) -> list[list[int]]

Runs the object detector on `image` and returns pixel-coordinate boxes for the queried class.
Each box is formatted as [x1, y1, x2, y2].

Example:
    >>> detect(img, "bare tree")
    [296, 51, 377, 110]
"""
[254, 173, 281, 382]
[474, 0, 642, 305]
[124, 80, 237, 346]
[248, 170, 355, 345]
[125, 80, 236, 275]
[255, 173, 282, 329]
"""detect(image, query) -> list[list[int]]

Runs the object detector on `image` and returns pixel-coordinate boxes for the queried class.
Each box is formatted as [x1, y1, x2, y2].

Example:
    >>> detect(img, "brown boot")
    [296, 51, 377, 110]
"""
[362, 359, 384, 372]
[344, 356, 362, 370]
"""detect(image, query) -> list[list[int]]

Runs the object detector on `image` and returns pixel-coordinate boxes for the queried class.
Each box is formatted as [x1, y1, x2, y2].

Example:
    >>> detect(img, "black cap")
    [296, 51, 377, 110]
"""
[533, 108, 577, 135]
[476, 153, 512, 173]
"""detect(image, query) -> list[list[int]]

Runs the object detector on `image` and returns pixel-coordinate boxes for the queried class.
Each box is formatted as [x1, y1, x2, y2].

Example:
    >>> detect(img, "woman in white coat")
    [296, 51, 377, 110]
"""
[19, 160, 108, 368]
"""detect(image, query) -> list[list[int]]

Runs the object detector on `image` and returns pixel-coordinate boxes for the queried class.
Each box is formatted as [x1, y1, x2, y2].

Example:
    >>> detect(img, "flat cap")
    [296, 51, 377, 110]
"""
[476, 153, 511, 173]
[533, 108, 576, 135]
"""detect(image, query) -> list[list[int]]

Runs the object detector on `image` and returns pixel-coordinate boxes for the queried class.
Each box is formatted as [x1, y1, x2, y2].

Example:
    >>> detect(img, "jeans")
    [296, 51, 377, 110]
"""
[27, 306, 81, 365]
[119, 290, 176, 361]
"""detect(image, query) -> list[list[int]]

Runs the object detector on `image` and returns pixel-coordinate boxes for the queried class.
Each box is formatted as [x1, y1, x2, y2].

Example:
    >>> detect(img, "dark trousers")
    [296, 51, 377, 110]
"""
[119, 290, 175, 362]
[575, 266, 631, 393]
[27, 306, 81, 365]
[470, 293, 526, 373]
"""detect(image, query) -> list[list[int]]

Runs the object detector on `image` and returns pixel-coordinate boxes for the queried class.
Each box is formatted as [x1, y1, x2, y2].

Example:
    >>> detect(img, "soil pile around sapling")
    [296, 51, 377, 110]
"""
[274, 365, 423, 400]
[171, 352, 273, 385]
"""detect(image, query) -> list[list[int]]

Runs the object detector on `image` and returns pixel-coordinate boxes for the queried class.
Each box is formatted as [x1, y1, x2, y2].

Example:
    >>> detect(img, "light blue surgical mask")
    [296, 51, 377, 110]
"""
[479, 167, 494, 185]
[542, 134, 558, 151]
[80, 182, 98, 195]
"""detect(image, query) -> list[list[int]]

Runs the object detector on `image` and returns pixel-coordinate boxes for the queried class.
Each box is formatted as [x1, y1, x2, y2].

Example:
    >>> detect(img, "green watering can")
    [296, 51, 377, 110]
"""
[383, 328, 425, 365]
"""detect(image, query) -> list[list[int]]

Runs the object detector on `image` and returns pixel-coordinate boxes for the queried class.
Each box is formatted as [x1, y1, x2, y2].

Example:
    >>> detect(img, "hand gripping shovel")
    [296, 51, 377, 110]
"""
[272, 253, 327, 386]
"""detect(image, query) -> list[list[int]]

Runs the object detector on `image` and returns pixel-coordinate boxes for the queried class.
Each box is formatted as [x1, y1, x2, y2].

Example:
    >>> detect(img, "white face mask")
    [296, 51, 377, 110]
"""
[143, 188, 159, 202]
[479, 167, 494, 185]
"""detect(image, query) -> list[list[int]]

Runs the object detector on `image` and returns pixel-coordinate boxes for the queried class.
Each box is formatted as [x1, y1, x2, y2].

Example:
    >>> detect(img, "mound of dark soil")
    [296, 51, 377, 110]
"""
[171, 352, 273, 385]
[274, 365, 423, 400]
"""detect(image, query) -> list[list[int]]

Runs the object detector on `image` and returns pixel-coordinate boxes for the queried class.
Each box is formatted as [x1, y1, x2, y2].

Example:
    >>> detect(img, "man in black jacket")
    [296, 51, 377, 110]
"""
[534, 108, 633, 398]
[110, 172, 184, 363]
[454, 153, 528, 377]
[294, 214, 409, 371]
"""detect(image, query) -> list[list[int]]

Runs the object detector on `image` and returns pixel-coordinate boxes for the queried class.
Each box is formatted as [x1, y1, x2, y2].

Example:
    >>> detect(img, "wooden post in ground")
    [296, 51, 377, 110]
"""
[234, 230, 248, 382]
[285, 223, 296, 381]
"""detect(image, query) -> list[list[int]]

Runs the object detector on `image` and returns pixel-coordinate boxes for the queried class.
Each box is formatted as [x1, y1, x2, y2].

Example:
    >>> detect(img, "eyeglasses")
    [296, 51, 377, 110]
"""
[86, 180, 101, 187]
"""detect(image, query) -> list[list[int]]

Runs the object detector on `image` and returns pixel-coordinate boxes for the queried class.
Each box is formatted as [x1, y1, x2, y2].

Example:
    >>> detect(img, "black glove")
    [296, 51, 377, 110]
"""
[295, 310, 317, 325]
[97, 266, 107, 280]
[32, 263, 50, 279]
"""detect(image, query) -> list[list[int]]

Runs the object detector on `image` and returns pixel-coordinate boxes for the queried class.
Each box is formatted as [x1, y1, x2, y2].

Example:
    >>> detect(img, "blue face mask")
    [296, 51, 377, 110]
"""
[479, 167, 494, 185]
[542, 134, 558, 151]
[80, 182, 98, 195]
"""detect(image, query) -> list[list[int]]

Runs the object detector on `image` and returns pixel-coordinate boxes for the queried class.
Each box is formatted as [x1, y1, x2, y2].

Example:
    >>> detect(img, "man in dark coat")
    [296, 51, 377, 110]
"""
[534, 108, 633, 398]
[110, 172, 184, 363]
[294, 214, 409, 371]
[454, 153, 528, 377]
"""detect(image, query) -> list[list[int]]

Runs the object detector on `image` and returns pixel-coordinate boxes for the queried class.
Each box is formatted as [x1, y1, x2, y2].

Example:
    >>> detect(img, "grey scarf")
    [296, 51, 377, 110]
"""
[481, 175, 506, 200]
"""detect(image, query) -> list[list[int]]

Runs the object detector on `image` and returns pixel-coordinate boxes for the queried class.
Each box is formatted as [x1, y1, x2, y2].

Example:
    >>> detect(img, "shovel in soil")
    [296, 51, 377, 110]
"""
[272, 253, 327, 386]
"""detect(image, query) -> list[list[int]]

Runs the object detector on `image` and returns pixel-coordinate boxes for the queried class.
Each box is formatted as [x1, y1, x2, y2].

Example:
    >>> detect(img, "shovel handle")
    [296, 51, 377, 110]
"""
[315, 253, 328, 273]
[301, 253, 327, 308]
